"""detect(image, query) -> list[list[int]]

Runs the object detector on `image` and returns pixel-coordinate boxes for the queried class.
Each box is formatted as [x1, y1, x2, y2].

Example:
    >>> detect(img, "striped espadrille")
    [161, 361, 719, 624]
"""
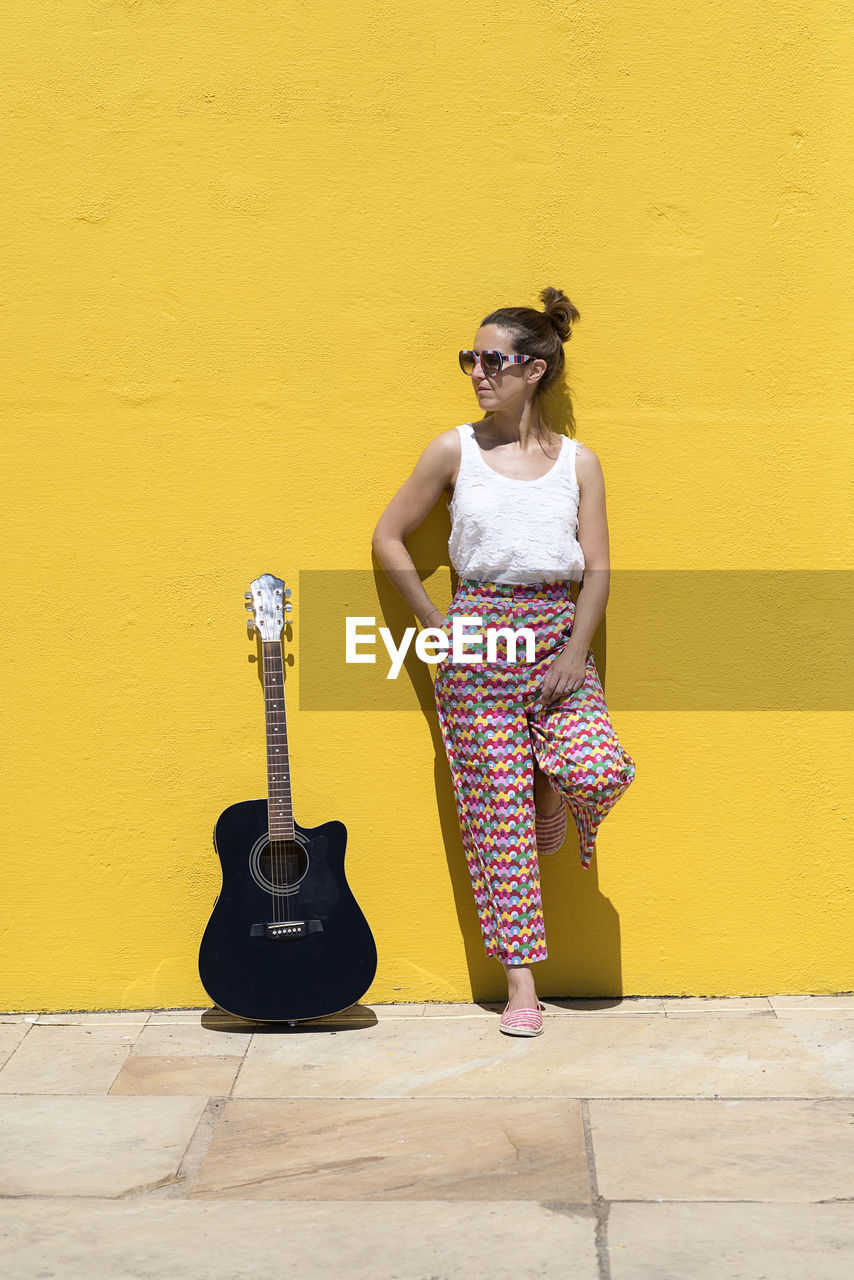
[499, 1000, 546, 1037]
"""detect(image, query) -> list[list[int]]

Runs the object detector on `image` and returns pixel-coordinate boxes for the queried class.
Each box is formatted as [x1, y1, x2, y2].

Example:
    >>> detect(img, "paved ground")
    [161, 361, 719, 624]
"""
[1, 995, 853, 1278]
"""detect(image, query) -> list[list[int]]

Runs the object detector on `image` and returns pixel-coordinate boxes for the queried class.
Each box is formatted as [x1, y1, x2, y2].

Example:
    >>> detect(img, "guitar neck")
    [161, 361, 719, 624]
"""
[261, 639, 294, 839]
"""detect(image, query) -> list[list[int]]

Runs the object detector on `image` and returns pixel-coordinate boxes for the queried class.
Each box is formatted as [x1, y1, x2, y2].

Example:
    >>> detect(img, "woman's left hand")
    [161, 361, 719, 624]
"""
[540, 645, 588, 706]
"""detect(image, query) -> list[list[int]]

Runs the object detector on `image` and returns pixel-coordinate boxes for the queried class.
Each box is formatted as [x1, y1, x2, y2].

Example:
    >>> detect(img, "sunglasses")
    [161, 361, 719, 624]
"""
[458, 349, 534, 377]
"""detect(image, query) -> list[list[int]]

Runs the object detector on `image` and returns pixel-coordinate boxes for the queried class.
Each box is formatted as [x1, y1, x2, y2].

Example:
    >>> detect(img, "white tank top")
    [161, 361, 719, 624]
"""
[446, 422, 586, 585]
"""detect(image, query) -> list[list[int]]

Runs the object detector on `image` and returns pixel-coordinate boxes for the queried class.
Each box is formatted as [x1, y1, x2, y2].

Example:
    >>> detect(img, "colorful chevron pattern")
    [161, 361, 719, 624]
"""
[433, 578, 636, 965]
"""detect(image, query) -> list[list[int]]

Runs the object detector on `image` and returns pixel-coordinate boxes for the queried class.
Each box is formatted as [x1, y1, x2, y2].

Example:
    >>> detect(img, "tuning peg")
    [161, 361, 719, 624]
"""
[244, 591, 252, 600]
[285, 603, 293, 612]
[285, 588, 292, 597]
[245, 602, 254, 611]
[246, 618, 255, 636]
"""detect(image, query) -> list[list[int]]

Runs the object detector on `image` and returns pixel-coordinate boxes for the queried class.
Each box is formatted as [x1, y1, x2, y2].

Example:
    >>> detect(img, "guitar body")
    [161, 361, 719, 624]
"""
[198, 798, 378, 1023]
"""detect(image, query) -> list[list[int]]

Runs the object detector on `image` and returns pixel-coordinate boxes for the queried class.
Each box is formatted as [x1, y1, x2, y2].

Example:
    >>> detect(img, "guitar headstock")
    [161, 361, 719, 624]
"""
[244, 573, 293, 642]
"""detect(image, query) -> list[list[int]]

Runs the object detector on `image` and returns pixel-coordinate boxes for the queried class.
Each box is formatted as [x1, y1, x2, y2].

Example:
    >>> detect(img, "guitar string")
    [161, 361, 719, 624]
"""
[263, 640, 273, 922]
[263, 596, 296, 925]
[281, 624, 292, 924]
[274, 629, 288, 923]
[263, 637, 280, 923]
[267, 638, 284, 923]
[283, 624, 293, 923]
[280, 620, 295, 924]
[271, 622, 290, 923]
[277, 641, 288, 922]
[284, 617, 296, 924]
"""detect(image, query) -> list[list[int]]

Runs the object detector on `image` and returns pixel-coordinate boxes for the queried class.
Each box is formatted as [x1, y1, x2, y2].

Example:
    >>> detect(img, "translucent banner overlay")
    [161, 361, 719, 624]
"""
[293, 570, 853, 712]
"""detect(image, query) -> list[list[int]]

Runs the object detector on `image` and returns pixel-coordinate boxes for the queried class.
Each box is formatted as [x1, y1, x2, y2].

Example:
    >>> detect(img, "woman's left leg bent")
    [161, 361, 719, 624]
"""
[528, 650, 636, 869]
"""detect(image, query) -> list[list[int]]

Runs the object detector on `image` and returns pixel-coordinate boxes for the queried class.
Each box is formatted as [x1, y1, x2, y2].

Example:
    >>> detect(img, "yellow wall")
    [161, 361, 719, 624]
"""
[2, 2, 851, 1010]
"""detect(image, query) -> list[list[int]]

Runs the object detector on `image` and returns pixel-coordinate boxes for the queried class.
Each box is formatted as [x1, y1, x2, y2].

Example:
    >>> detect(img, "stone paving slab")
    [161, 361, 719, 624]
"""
[366, 1003, 428, 1017]
[0, 1199, 597, 1280]
[0, 1025, 137, 1095]
[145, 1010, 259, 1026]
[546, 997, 668, 1015]
[191, 1097, 589, 1201]
[0, 1024, 30, 1069]
[769, 995, 854, 1011]
[421, 1002, 503, 1017]
[660, 997, 773, 1012]
[420, 998, 675, 1017]
[0, 1096, 207, 1197]
[3, 1022, 142, 1045]
[109, 1055, 244, 1096]
[607, 1203, 854, 1279]
[131, 1023, 253, 1058]
[778, 1016, 854, 1091]
[0, 1045, 129, 1095]
[591, 1099, 854, 1202]
[38, 1012, 153, 1025]
[234, 1011, 854, 1099]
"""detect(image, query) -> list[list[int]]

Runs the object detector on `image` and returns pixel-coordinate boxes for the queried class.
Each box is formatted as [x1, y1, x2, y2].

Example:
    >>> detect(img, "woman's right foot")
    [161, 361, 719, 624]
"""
[499, 1000, 545, 1036]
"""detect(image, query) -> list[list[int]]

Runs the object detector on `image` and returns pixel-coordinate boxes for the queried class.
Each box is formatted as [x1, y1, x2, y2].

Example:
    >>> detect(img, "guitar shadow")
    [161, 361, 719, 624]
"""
[200, 1004, 379, 1034]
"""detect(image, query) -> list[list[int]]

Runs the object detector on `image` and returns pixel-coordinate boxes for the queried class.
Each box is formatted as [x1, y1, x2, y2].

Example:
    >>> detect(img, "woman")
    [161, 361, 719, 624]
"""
[371, 287, 636, 1037]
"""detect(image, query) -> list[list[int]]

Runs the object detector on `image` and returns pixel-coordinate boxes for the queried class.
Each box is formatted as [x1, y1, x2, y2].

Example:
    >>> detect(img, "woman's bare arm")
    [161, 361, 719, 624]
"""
[371, 430, 460, 627]
[565, 444, 611, 656]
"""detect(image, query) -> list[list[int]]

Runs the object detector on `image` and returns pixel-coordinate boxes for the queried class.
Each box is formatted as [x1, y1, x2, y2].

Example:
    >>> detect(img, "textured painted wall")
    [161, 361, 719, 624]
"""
[2, 2, 851, 1010]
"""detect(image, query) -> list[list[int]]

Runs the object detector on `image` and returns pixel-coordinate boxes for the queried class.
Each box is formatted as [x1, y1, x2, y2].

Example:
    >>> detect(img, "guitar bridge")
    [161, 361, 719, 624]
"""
[250, 919, 324, 939]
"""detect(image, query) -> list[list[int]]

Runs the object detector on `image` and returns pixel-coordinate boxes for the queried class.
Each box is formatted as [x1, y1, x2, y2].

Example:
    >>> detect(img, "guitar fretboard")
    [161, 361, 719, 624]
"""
[262, 640, 294, 839]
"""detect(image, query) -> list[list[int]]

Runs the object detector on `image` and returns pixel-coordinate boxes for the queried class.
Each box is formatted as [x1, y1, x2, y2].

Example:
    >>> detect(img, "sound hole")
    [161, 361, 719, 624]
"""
[259, 839, 308, 891]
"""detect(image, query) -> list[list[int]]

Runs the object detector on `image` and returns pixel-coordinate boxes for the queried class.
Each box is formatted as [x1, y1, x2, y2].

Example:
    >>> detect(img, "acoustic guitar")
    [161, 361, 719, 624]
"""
[198, 572, 378, 1023]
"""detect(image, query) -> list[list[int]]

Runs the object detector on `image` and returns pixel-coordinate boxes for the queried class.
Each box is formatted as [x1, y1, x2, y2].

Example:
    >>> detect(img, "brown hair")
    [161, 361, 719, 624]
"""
[480, 286, 581, 440]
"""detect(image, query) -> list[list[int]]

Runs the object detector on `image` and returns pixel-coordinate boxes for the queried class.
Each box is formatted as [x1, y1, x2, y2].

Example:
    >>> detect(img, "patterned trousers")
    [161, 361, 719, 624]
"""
[433, 578, 636, 966]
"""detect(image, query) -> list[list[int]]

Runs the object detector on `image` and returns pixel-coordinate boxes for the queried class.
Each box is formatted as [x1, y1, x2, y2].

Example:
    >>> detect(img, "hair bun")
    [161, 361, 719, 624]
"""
[539, 286, 579, 342]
